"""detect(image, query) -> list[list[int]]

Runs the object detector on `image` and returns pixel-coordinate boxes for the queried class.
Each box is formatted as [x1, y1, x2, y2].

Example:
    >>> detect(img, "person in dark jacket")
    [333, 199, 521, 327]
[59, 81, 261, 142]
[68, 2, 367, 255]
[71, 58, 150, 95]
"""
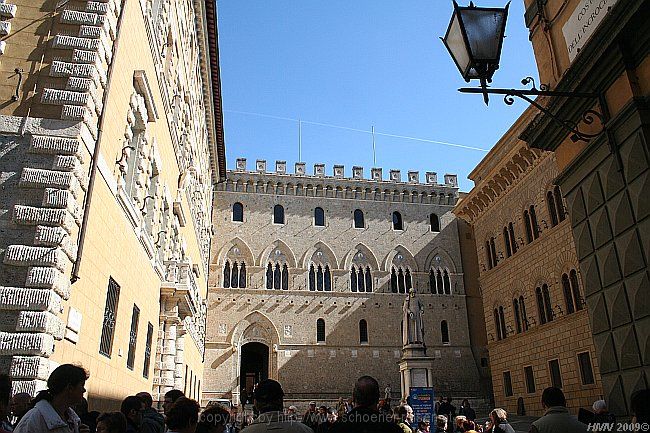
[96, 412, 127, 433]
[458, 400, 476, 422]
[329, 376, 402, 433]
[75, 397, 100, 433]
[136, 392, 165, 433]
[120, 396, 142, 433]
[488, 408, 515, 433]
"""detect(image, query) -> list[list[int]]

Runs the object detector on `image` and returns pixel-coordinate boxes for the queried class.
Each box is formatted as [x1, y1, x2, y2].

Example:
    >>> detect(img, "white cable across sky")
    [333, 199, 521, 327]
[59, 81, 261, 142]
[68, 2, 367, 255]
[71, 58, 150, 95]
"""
[224, 109, 490, 153]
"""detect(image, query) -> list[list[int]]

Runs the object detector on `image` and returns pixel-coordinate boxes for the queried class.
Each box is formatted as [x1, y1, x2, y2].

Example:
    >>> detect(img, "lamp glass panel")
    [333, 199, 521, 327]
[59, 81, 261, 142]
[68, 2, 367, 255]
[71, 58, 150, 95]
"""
[444, 13, 471, 75]
[461, 8, 506, 61]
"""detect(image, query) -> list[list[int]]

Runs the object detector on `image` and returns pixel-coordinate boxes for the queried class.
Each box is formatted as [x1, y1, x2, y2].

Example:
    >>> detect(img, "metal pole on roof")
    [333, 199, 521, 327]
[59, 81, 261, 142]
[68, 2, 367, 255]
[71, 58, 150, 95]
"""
[371, 125, 377, 166]
[298, 119, 302, 162]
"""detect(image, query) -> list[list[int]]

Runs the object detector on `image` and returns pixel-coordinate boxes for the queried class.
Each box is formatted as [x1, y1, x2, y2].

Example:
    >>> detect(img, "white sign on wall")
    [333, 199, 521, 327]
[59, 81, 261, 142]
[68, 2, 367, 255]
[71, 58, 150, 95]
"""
[562, 0, 620, 62]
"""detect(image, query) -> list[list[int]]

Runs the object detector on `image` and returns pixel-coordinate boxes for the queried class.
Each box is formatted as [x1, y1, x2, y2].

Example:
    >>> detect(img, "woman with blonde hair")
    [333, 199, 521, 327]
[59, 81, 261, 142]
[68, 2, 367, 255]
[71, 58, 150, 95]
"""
[488, 408, 515, 433]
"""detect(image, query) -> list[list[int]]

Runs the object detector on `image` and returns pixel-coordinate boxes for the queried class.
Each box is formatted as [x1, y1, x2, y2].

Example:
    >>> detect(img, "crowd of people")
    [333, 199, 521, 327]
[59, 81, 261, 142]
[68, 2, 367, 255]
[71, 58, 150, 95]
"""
[1, 364, 649, 433]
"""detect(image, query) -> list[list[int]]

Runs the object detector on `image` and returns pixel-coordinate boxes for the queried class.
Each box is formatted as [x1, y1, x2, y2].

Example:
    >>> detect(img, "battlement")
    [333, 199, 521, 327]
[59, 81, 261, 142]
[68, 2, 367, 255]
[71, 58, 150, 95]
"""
[233, 158, 458, 187]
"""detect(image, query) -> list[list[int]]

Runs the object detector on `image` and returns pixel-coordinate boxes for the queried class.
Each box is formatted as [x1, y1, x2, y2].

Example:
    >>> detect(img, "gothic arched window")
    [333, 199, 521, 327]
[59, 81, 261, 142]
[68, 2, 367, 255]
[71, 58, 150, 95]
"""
[351, 268, 358, 292]
[429, 270, 436, 294]
[524, 210, 533, 244]
[232, 202, 244, 222]
[365, 267, 372, 292]
[273, 204, 285, 224]
[436, 270, 444, 295]
[554, 186, 566, 222]
[508, 222, 518, 254]
[392, 211, 403, 230]
[310, 265, 316, 292]
[266, 263, 273, 289]
[441, 320, 450, 344]
[513, 298, 522, 334]
[536, 285, 553, 324]
[570, 270, 582, 311]
[231, 262, 239, 288]
[354, 209, 365, 228]
[281, 264, 289, 290]
[530, 205, 540, 239]
[359, 319, 368, 344]
[316, 318, 325, 343]
[504, 226, 512, 258]
[314, 207, 325, 227]
[239, 263, 246, 288]
[390, 268, 398, 293]
[499, 306, 507, 339]
[324, 265, 332, 291]
[443, 270, 451, 294]
[519, 295, 528, 331]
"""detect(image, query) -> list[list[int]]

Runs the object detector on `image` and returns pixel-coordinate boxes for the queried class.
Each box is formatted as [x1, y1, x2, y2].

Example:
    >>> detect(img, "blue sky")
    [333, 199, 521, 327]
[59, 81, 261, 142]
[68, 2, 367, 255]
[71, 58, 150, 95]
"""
[216, 1, 539, 191]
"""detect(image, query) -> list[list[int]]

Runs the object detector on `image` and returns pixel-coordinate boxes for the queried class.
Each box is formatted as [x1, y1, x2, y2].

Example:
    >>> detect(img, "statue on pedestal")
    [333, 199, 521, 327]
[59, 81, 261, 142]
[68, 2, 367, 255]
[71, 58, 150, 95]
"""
[402, 289, 425, 346]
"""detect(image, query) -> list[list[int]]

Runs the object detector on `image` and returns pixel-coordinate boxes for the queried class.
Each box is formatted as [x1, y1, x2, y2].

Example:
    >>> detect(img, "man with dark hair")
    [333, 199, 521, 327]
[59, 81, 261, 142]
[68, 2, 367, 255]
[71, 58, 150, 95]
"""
[121, 396, 143, 433]
[163, 390, 185, 418]
[529, 387, 587, 433]
[136, 392, 164, 433]
[241, 379, 313, 432]
[96, 412, 128, 433]
[330, 376, 402, 433]
[10, 393, 31, 428]
[166, 397, 200, 432]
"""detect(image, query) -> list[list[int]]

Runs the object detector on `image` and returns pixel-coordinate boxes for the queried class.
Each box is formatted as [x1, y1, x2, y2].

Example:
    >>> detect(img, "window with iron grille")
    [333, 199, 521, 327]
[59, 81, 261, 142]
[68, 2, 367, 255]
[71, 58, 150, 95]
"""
[126, 304, 140, 370]
[99, 278, 121, 357]
[143, 322, 153, 378]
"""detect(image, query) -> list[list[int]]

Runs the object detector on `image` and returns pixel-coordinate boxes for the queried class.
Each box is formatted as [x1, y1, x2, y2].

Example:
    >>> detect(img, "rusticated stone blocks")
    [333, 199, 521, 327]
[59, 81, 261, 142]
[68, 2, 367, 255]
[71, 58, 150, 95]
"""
[3, 245, 70, 271]
[26, 266, 71, 299]
[0, 287, 63, 314]
[13, 205, 77, 234]
[29, 135, 82, 158]
[41, 89, 90, 106]
[0, 332, 55, 356]
[19, 168, 80, 195]
[60, 10, 102, 26]
[9, 356, 53, 381]
[16, 312, 65, 340]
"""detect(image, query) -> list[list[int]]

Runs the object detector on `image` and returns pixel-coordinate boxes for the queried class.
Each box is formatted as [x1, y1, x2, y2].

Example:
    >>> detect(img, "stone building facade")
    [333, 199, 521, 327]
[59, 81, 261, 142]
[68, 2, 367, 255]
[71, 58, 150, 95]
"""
[202, 159, 489, 407]
[0, 0, 224, 409]
[517, 0, 648, 416]
[454, 108, 603, 416]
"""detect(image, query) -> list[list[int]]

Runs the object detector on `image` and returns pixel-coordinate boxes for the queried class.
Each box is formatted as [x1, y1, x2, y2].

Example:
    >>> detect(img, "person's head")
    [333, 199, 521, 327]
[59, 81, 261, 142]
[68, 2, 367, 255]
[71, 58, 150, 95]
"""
[318, 405, 327, 415]
[435, 415, 447, 430]
[462, 420, 476, 432]
[308, 401, 316, 412]
[397, 405, 414, 423]
[592, 399, 607, 414]
[166, 397, 200, 432]
[121, 396, 142, 426]
[136, 392, 154, 409]
[37, 364, 88, 407]
[438, 396, 443, 402]
[541, 387, 566, 409]
[164, 390, 185, 416]
[418, 420, 430, 431]
[461, 399, 470, 408]
[287, 405, 297, 415]
[327, 407, 338, 423]
[197, 403, 230, 433]
[631, 389, 650, 423]
[352, 376, 380, 409]
[489, 408, 507, 425]
[252, 379, 284, 413]
[455, 415, 467, 429]
[96, 412, 127, 433]
[0, 374, 11, 419]
[10, 392, 31, 419]
[446, 397, 452, 403]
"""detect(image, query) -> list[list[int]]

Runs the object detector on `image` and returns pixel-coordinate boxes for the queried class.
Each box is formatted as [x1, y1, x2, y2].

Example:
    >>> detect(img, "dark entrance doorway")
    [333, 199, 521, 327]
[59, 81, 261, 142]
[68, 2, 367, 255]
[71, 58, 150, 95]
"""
[240, 342, 269, 404]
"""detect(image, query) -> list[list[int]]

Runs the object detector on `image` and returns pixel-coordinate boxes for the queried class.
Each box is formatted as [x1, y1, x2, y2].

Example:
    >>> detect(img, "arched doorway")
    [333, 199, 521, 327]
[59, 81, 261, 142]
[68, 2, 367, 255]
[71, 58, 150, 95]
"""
[240, 342, 269, 404]
[517, 397, 526, 415]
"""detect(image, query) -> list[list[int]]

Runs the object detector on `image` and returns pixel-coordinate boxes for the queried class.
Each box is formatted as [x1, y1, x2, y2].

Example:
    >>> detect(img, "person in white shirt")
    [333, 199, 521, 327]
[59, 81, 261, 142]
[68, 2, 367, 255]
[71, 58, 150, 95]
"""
[14, 364, 88, 433]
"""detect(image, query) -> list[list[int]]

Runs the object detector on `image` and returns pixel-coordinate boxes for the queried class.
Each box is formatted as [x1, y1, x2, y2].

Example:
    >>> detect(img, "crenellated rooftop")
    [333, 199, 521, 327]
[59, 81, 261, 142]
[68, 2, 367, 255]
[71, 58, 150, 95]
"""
[230, 158, 459, 188]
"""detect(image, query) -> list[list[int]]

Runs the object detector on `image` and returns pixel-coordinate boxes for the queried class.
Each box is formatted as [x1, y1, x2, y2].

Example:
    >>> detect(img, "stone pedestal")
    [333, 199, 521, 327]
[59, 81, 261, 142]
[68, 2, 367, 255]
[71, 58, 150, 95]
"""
[399, 344, 435, 399]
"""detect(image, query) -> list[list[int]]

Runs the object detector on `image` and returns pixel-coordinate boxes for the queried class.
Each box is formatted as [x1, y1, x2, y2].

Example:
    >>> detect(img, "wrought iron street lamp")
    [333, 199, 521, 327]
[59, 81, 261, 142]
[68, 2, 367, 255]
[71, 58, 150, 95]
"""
[441, 1, 607, 143]
[441, 1, 509, 104]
